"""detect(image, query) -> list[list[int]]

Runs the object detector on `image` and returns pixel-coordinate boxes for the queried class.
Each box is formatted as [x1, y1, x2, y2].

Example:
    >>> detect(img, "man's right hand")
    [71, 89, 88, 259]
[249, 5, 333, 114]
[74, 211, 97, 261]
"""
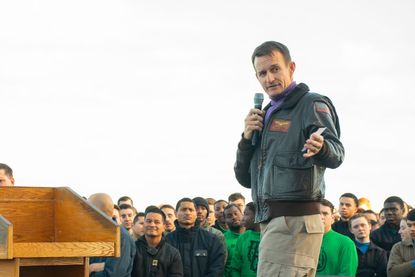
[243, 108, 264, 140]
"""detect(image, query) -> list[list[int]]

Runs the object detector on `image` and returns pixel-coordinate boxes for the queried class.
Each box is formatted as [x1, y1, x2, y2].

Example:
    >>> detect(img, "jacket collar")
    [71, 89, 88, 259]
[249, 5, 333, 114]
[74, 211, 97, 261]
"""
[264, 83, 310, 111]
[401, 238, 414, 247]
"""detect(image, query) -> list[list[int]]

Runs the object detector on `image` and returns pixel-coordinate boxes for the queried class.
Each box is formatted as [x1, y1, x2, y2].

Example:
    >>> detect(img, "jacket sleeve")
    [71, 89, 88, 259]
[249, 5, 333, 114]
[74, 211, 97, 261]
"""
[234, 136, 255, 188]
[304, 97, 345, 169]
[387, 243, 415, 277]
[92, 228, 136, 277]
[338, 238, 358, 276]
[168, 249, 184, 277]
[375, 248, 388, 277]
[205, 235, 226, 277]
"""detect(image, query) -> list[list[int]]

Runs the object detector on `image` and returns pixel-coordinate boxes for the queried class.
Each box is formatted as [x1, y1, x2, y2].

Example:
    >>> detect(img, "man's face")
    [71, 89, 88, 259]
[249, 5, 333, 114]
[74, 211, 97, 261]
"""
[224, 206, 243, 231]
[161, 207, 176, 232]
[383, 202, 404, 225]
[120, 208, 134, 230]
[338, 197, 357, 220]
[196, 205, 208, 224]
[230, 199, 245, 214]
[144, 213, 165, 238]
[350, 216, 371, 242]
[214, 201, 227, 224]
[242, 207, 255, 230]
[0, 169, 14, 187]
[407, 219, 415, 240]
[207, 204, 215, 226]
[320, 204, 334, 233]
[132, 216, 145, 237]
[177, 201, 197, 228]
[254, 50, 295, 98]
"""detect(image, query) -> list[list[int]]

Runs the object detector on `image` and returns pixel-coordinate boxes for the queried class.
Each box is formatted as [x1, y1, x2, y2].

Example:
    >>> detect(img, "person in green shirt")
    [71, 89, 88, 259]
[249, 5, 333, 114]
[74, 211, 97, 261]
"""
[317, 199, 358, 276]
[231, 202, 260, 277]
[224, 203, 245, 277]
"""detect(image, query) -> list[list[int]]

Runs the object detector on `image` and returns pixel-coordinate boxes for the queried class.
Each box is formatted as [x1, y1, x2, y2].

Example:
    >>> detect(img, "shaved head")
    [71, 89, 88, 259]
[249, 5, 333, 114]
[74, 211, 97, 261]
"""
[88, 193, 114, 217]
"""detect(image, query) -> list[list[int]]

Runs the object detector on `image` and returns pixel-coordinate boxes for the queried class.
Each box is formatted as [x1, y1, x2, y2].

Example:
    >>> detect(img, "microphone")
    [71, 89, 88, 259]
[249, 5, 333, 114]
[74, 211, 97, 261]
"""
[252, 93, 264, 146]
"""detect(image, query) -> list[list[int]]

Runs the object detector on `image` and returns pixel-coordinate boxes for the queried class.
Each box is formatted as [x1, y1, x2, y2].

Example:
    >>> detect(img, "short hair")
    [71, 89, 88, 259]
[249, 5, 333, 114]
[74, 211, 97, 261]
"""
[407, 209, 415, 221]
[224, 203, 242, 215]
[320, 199, 334, 214]
[348, 213, 370, 229]
[362, 209, 378, 217]
[214, 199, 228, 206]
[228, 193, 245, 203]
[251, 41, 292, 65]
[206, 198, 216, 206]
[145, 207, 166, 222]
[340, 193, 359, 207]
[176, 197, 196, 211]
[245, 202, 255, 214]
[160, 204, 175, 213]
[384, 196, 404, 209]
[133, 212, 145, 224]
[117, 196, 133, 206]
[113, 204, 120, 211]
[0, 163, 13, 177]
[119, 204, 134, 211]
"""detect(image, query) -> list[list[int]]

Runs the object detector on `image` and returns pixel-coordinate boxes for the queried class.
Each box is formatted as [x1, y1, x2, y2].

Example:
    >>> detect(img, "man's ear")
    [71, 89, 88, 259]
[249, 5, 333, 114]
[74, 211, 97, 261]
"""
[10, 176, 15, 185]
[289, 61, 296, 77]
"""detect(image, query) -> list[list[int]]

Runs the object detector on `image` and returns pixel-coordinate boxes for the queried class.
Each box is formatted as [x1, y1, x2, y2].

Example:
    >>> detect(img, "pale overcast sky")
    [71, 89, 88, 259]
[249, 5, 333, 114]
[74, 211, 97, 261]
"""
[1, 0, 414, 212]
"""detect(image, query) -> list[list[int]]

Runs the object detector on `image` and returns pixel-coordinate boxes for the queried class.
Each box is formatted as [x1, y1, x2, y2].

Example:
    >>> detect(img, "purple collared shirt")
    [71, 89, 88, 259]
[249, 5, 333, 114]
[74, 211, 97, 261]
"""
[264, 82, 297, 126]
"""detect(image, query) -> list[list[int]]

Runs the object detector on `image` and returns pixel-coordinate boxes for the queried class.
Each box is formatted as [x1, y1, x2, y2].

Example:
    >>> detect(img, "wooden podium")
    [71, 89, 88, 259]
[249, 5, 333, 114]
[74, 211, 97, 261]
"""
[0, 186, 120, 277]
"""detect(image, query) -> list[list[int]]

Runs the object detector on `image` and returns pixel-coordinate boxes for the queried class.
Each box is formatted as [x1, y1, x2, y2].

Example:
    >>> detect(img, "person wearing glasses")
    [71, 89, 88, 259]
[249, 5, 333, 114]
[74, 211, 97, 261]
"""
[370, 196, 405, 256]
[362, 210, 381, 232]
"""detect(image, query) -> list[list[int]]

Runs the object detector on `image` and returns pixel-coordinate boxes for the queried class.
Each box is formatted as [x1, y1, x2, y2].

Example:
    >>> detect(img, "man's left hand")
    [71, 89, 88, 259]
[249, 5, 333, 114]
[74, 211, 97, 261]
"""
[303, 132, 324, 158]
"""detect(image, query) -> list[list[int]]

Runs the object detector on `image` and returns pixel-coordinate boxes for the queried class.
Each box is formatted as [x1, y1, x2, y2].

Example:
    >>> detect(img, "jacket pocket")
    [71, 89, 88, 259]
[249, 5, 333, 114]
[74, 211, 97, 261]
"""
[264, 152, 314, 200]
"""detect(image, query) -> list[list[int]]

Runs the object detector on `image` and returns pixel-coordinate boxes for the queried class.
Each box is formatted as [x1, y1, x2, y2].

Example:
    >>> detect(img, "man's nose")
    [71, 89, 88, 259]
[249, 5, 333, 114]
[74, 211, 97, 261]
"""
[265, 72, 275, 83]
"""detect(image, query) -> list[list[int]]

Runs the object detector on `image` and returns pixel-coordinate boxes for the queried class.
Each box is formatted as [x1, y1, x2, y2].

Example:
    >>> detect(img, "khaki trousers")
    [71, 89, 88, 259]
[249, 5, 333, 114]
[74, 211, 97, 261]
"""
[257, 214, 324, 277]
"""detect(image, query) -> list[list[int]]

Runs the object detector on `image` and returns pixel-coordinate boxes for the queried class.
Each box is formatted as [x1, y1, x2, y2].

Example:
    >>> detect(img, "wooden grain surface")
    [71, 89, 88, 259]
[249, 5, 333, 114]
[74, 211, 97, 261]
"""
[14, 242, 114, 258]
[19, 257, 85, 266]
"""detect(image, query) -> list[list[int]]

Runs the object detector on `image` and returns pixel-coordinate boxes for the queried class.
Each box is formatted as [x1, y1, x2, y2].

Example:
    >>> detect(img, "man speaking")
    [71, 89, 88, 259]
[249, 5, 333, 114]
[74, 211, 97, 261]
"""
[234, 41, 344, 277]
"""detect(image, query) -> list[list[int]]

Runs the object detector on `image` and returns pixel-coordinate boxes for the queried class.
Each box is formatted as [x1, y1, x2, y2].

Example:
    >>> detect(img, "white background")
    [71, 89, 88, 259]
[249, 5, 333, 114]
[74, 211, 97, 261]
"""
[1, 0, 414, 213]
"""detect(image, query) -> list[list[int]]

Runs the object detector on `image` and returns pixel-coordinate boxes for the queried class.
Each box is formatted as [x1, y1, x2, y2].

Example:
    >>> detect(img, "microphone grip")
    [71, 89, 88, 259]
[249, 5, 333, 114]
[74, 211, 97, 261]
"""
[251, 104, 262, 146]
[252, 131, 260, 146]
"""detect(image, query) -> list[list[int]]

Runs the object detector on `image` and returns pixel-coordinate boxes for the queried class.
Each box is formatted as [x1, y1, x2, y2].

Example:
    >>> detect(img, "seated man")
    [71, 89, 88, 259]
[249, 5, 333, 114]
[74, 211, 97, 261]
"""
[88, 193, 136, 277]
[370, 196, 405, 255]
[349, 213, 387, 277]
[387, 209, 415, 277]
[317, 199, 358, 276]
[0, 163, 15, 186]
[165, 197, 225, 277]
[131, 206, 183, 276]
[231, 202, 260, 277]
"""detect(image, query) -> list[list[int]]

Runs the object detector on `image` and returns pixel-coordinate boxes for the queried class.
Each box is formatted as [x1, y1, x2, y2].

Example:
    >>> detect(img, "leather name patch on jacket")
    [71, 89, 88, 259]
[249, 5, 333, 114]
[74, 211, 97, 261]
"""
[270, 119, 291, 132]
[315, 102, 331, 115]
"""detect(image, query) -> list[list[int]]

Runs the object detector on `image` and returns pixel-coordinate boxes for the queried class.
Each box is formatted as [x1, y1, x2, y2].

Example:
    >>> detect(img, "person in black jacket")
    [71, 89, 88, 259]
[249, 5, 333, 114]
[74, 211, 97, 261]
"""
[332, 192, 359, 240]
[88, 193, 136, 277]
[165, 198, 225, 277]
[131, 207, 183, 277]
[370, 196, 405, 255]
[349, 213, 387, 277]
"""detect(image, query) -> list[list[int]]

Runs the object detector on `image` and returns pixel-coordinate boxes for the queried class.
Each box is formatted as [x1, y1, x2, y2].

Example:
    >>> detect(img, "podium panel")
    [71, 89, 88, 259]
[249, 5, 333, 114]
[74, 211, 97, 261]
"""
[0, 186, 120, 277]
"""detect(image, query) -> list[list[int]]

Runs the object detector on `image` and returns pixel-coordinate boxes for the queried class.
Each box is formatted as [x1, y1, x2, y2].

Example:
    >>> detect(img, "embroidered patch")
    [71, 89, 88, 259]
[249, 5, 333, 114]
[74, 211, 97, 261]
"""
[270, 119, 291, 132]
[315, 102, 330, 114]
